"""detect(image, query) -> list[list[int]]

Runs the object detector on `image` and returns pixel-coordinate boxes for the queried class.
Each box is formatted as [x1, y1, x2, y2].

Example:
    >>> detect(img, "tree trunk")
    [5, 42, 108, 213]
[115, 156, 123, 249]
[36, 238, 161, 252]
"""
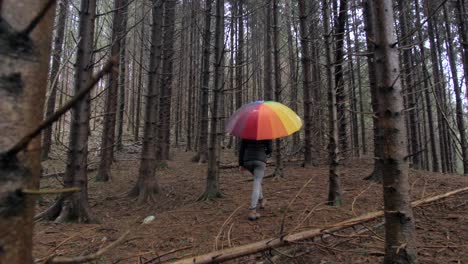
[333, 0, 349, 154]
[116, 0, 128, 151]
[297, 0, 314, 167]
[192, 0, 213, 163]
[200, 0, 224, 201]
[263, 0, 273, 101]
[97, 0, 126, 182]
[415, 0, 439, 172]
[371, 0, 417, 262]
[156, 0, 176, 162]
[323, 0, 342, 206]
[272, 0, 283, 177]
[363, 0, 382, 182]
[286, 1, 300, 150]
[134, 9, 144, 142]
[186, 0, 198, 152]
[129, 0, 164, 204]
[236, 0, 243, 111]
[351, 1, 366, 155]
[0, 0, 55, 261]
[39, 0, 98, 223]
[454, 0, 468, 97]
[425, 0, 450, 173]
[397, 0, 420, 170]
[442, 4, 468, 174]
[41, 0, 69, 161]
[346, 19, 359, 157]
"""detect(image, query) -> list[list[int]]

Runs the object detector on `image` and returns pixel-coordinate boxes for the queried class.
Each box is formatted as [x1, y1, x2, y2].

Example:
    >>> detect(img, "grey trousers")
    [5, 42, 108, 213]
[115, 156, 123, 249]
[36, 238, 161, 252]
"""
[243, 160, 266, 209]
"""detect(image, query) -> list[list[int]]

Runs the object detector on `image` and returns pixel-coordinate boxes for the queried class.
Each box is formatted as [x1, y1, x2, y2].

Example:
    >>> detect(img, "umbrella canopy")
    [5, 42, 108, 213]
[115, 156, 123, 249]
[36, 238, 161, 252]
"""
[226, 101, 302, 140]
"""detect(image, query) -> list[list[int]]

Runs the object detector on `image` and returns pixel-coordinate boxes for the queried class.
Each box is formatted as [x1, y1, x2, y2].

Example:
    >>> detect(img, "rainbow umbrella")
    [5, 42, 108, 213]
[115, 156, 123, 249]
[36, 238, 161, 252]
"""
[226, 101, 302, 140]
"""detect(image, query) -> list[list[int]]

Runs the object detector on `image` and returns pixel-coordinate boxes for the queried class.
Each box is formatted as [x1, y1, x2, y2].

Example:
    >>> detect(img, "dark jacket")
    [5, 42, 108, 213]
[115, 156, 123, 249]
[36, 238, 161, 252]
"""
[239, 139, 273, 166]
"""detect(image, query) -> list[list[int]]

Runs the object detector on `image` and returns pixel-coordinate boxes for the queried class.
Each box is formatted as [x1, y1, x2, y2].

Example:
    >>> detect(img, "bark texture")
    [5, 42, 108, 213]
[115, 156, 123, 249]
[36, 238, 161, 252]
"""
[0, 0, 55, 262]
[371, 0, 417, 262]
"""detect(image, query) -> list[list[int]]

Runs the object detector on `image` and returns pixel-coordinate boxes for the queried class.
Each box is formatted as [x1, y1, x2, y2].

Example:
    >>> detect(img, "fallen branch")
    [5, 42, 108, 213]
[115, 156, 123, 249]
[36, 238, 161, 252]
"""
[23, 187, 80, 195]
[46, 230, 130, 264]
[171, 186, 468, 264]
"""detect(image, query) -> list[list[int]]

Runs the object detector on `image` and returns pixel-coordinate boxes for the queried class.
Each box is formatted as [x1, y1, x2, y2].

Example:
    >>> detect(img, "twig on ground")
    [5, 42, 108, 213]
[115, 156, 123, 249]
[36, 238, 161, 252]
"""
[214, 204, 243, 250]
[351, 183, 375, 216]
[279, 175, 317, 235]
[227, 223, 234, 248]
[171, 187, 468, 264]
[46, 230, 130, 264]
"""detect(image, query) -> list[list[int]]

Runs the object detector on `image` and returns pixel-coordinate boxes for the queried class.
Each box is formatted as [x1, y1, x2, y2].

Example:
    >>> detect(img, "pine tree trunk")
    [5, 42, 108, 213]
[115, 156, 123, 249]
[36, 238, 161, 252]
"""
[297, 0, 314, 167]
[333, 0, 349, 154]
[415, 0, 439, 172]
[134, 12, 144, 142]
[425, 0, 450, 173]
[0, 0, 55, 261]
[455, 0, 468, 97]
[156, 0, 176, 162]
[286, 1, 300, 150]
[363, 0, 383, 182]
[272, 0, 283, 177]
[200, 0, 224, 201]
[41, 0, 98, 223]
[233, 0, 243, 152]
[116, 0, 128, 151]
[186, 0, 197, 151]
[371, 0, 417, 262]
[236, 0, 243, 111]
[442, 4, 468, 174]
[323, 0, 342, 206]
[193, 0, 213, 163]
[397, 0, 421, 169]
[351, 1, 366, 155]
[346, 22, 359, 157]
[263, 1, 273, 101]
[97, 0, 126, 182]
[129, 0, 164, 204]
[42, 0, 69, 160]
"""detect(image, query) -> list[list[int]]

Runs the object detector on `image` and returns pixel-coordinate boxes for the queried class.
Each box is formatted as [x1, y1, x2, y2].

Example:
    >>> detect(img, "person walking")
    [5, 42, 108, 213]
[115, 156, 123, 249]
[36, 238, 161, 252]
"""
[239, 139, 273, 221]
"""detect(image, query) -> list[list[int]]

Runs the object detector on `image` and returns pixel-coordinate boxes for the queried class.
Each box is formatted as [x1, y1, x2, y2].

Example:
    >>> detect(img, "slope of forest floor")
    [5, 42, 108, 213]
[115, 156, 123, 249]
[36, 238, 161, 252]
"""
[34, 143, 468, 264]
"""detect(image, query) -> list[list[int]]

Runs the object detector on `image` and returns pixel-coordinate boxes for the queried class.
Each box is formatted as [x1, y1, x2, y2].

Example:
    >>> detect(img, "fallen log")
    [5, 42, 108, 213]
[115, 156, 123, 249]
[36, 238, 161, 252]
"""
[171, 186, 468, 264]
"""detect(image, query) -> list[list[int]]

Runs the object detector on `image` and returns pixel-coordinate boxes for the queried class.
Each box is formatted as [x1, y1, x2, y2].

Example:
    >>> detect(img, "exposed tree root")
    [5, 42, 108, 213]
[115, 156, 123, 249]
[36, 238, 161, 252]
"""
[197, 190, 223, 201]
[35, 196, 95, 223]
[128, 182, 159, 205]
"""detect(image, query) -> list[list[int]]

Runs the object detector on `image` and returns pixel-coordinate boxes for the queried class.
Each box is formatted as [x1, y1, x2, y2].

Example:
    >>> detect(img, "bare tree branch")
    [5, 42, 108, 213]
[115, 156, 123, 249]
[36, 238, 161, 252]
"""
[21, 0, 57, 35]
[1, 58, 116, 158]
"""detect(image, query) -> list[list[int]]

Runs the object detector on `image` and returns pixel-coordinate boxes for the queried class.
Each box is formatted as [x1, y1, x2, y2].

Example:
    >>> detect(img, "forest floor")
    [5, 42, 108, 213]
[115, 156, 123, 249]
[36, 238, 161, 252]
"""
[34, 143, 468, 264]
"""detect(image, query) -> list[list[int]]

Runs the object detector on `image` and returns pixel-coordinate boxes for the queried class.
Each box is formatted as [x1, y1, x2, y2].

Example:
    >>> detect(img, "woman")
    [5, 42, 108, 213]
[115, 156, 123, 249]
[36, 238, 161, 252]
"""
[239, 139, 273, 220]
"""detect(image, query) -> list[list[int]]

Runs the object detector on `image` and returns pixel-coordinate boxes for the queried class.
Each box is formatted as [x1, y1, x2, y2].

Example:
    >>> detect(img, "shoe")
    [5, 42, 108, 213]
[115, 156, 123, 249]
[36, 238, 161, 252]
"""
[258, 198, 267, 209]
[248, 209, 260, 221]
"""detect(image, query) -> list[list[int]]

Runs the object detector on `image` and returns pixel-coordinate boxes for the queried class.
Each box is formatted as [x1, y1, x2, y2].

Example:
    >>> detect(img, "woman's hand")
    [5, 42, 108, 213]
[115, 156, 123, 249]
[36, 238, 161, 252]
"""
[239, 166, 245, 172]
